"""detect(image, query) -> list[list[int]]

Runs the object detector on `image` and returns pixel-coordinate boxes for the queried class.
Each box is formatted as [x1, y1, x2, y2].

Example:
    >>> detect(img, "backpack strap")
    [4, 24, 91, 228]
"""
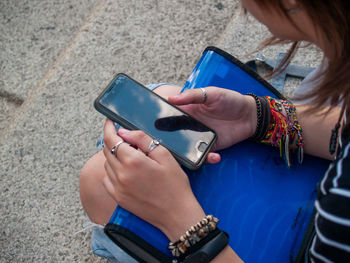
[246, 53, 316, 94]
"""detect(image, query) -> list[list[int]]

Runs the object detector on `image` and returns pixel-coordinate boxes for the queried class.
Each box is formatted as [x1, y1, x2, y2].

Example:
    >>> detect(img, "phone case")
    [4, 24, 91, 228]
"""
[94, 73, 217, 170]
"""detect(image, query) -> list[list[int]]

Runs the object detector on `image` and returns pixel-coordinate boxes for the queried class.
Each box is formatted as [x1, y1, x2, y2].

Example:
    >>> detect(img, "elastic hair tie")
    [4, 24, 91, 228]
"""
[246, 93, 271, 141]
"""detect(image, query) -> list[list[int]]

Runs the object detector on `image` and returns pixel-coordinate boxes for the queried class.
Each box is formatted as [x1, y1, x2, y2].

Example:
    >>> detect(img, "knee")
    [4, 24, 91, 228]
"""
[79, 151, 116, 224]
[80, 160, 90, 187]
[79, 154, 100, 196]
[80, 156, 97, 188]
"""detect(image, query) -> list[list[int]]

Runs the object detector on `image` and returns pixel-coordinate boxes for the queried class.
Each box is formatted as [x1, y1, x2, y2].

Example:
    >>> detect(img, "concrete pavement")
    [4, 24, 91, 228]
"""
[0, 1, 321, 262]
[1, 1, 237, 262]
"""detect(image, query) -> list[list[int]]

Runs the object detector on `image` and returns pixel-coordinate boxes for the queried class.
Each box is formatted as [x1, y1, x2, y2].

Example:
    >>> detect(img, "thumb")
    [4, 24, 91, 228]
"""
[206, 152, 221, 164]
[168, 88, 207, 106]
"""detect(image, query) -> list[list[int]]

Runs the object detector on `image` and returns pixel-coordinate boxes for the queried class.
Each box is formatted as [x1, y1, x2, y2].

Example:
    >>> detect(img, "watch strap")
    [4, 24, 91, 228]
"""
[182, 230, 229, 263]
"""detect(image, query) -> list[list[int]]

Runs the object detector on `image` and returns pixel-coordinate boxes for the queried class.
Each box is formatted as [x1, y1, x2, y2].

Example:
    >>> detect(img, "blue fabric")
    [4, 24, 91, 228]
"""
[270, 53, 289, 94]
[108, 48, 328, 262]
[91, 53, 321, 262]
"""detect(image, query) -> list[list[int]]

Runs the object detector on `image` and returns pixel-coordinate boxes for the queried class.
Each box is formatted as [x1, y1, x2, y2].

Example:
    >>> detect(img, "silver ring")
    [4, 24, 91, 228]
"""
[200, 88, 207, 104]
[111, 140, 124, 157]
[147, 139, 160, 154]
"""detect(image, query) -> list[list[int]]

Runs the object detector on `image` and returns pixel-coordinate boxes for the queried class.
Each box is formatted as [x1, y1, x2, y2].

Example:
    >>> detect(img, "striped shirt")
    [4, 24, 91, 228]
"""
[309, 120, 350, 262]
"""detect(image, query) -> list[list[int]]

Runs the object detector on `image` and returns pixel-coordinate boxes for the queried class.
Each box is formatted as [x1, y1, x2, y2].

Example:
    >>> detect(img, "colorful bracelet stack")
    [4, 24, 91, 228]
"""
[168, 215, 219, 261]
[261, 96, 304, 167]
[248, 94, 304, 167]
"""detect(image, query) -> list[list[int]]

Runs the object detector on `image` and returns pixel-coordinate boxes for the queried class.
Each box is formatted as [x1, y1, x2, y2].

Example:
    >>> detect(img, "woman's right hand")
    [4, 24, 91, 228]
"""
[168, 86, 257, 159]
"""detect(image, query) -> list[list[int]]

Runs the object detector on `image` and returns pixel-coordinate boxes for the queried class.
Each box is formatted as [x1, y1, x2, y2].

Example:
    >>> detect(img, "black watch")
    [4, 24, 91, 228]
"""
[183, 231, 229, 263]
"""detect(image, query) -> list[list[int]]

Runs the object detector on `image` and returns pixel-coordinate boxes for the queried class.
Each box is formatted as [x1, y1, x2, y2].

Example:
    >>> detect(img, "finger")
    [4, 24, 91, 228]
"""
[103, 118, 132, 168]
[103, 128, 132, 162]
[102, 173, 118, 200]
[206, 152, 221, 164]
[103, 146, 126, 185]
[168, 88, 208, 106]
[103, 119, 131, 158]
[103, 119, 123, 150]
[117, 128, 171, 163]
[103, 159, 120, 185]
[153, 84, 182, 99]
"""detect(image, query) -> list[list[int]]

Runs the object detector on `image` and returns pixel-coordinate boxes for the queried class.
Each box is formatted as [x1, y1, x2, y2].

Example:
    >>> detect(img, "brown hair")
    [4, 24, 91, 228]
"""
[255, 0, 350, 113]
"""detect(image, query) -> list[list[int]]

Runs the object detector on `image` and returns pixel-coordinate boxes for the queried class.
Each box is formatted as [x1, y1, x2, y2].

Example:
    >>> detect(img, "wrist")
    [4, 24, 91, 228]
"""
[166, 215, 235, 262]
[245, 95, 258, 138]
[159, 199, 206, 242]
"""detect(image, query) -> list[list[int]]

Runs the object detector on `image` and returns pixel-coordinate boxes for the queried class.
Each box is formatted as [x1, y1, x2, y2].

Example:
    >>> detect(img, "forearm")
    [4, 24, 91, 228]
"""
[296, 104, 340, 160]
[211, 246, 243, 263]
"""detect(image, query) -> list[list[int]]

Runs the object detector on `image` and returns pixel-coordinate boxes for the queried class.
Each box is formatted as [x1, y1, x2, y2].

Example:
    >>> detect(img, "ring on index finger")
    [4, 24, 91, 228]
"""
[147, 139, 160, 155]
[200, 88, 207, 104]
[111, 140, 124, 157]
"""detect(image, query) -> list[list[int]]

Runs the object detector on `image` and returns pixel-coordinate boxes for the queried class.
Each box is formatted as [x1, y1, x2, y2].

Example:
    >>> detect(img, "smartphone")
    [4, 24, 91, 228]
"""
[94, 73, 217, 170]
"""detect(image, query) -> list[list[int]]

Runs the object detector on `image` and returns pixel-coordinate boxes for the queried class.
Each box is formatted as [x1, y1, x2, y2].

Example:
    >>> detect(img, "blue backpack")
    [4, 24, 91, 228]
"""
[104, 47, 329, 263]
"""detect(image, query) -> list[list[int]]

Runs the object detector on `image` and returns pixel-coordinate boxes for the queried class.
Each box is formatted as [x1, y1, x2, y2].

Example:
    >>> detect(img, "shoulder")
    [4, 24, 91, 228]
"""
[309, 115, 350, 262]
[319, 117, 350, 195]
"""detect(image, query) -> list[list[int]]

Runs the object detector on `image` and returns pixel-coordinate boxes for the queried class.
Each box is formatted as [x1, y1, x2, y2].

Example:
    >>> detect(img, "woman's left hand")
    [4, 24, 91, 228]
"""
[102, 118, 206, 241]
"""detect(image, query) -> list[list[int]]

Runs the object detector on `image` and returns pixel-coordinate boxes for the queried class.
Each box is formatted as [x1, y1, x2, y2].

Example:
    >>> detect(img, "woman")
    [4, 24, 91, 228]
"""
[80, 0, 350, 262]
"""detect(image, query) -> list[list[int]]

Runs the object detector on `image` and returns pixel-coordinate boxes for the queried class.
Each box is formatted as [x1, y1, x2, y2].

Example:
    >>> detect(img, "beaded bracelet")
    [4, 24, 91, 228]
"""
[168, 215, 219, 260]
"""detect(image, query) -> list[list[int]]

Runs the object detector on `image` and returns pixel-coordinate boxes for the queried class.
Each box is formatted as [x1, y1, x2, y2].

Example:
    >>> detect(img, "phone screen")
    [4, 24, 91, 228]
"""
[96, 74, 216, 167]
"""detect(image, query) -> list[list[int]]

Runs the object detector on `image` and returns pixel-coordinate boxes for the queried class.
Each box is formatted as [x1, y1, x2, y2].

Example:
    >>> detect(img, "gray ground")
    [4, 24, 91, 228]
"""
[0, 1, 321, 262]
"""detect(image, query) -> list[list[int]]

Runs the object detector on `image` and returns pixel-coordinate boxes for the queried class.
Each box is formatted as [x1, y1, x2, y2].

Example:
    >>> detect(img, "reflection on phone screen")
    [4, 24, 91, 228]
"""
[99, 74, 216, 164]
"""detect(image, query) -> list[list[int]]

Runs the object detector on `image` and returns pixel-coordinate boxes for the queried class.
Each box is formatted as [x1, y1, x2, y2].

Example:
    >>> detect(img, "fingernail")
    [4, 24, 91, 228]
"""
[118, 128, 129, 135]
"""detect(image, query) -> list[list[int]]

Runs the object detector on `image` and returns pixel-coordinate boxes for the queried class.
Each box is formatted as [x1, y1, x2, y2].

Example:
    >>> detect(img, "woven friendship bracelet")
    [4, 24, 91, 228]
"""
[280, 100, 304, 164]
[168, 215, 219, 260]
[260, 96, 304, 167]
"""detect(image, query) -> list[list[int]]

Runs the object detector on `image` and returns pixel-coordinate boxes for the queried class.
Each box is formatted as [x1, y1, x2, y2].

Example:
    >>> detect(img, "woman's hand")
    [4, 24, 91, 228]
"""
[102, 119, 206, 241]
[168, 87, 257, 154]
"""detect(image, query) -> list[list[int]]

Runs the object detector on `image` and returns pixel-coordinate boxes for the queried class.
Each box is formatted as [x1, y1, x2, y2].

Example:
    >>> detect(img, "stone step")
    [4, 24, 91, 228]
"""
[0, 0, 100, 135]
[0, 1, 238, 262]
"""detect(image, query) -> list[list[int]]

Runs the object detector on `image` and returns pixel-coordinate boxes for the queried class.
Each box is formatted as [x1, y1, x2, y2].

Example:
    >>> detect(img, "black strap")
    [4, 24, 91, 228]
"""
[182, 231, 229, 263]
[104, 223, 173, 263]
